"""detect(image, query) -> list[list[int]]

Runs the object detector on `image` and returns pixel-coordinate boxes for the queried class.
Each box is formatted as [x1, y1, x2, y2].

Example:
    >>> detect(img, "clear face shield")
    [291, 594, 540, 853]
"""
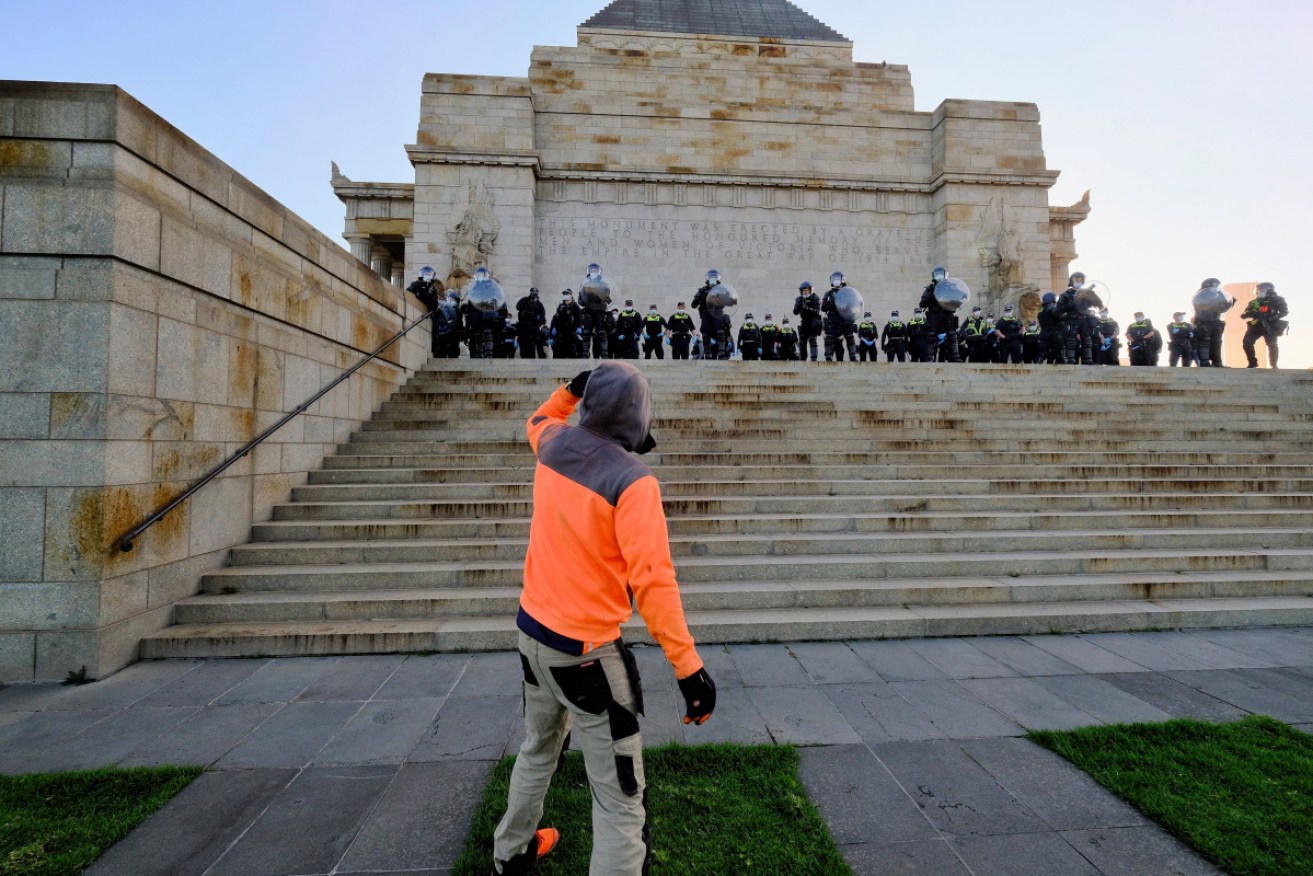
[705, 270, 721, 287]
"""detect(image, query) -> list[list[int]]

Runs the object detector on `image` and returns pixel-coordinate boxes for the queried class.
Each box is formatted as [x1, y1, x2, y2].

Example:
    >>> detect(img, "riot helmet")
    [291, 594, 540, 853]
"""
[1069, 271, 1086, 287]
[1256, 282, 1275, 299]
[829, 271, 846, 288]
[932, 266, 947, 282]
[1099, 308, 1109, 319]
[1201, 278, 1221, 290]
[799, 281, 812, 291]
[587, 263, 602, 278]
[419, 266, 435, 281]
[705, 269, 721, 286]
[1041, 292, 1056, 305]
[1173, 311, 1186, 320]
[529, 287, 539, 297]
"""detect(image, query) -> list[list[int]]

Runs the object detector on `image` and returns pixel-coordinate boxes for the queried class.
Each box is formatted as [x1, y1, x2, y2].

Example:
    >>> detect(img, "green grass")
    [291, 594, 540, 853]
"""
[0, 766, 203, 876]
[1029, 716, 1313, 876]
[453, 743, 849, 875]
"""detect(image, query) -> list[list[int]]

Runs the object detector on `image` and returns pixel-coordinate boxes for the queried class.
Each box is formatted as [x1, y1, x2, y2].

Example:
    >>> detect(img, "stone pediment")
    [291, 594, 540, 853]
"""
[581, 0, 849, 44]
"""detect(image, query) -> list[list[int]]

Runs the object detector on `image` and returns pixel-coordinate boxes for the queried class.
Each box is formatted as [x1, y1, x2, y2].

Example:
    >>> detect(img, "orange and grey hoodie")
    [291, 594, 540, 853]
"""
[519, 361, 703, 679]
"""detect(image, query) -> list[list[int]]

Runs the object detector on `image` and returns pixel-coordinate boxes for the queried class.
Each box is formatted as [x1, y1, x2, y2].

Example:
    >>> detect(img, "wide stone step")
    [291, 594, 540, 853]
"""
[287, 478, 1313, 503]
[228, 527, 1313, 566]
[171, 571, 1313, 625]
[306, 463, 1313, 485]
[270, 493, 1313, 521]
[139, 595, 1313, 659]
[200, 547, 1313, 593]
[249, 509, 1313, 542]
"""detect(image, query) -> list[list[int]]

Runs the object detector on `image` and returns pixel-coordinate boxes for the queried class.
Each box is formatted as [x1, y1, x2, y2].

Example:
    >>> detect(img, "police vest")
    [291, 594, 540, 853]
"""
[669, 313, 694, 334]
[963, 319, 985, 336]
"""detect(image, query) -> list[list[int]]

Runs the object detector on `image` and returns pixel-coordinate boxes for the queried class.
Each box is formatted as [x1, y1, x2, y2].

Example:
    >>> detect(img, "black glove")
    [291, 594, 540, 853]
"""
[567, 370, 591, 397]
[678, 667, 716, 726]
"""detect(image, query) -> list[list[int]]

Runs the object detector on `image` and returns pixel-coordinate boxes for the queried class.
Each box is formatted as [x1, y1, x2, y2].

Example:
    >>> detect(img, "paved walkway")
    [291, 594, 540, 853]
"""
[2, 628, 1313, 875]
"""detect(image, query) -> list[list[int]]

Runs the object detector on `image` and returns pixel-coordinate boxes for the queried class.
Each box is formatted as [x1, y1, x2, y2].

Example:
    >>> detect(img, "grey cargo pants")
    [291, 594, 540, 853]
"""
[493, 632, 649, 875]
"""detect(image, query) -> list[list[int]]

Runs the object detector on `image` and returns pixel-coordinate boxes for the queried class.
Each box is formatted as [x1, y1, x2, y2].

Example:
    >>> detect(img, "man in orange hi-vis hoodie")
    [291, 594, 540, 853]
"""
[490, 361, 716, 876]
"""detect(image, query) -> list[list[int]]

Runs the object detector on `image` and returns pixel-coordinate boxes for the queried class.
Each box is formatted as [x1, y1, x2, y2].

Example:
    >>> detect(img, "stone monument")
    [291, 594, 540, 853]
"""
[335, 0, 1088, 319]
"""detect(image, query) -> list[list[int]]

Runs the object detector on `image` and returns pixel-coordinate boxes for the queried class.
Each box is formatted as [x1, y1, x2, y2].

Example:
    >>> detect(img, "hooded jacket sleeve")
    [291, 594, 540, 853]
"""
[614, 475, 703, 679]
[527, 385, 579, 454]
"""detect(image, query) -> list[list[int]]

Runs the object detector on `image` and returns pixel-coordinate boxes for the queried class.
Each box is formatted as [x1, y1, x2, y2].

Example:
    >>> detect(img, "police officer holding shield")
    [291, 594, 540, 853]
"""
[822, 272, 859, 362]
[918, 267, 962, 362]
[691, 270, 733, 360]
[1192, 278, 1235, 367]
[579, 264, 613, 360]
[1241, 282, 1290, 368]
[516, 287, 547, 360]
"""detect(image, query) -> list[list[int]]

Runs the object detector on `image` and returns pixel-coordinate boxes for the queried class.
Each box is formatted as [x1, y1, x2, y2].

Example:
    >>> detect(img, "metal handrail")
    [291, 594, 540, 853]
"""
[117, 310, 433, 552]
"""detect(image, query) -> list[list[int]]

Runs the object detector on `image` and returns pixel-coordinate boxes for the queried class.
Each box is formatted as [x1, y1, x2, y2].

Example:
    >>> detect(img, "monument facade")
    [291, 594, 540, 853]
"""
[335, 0, 1089, 317]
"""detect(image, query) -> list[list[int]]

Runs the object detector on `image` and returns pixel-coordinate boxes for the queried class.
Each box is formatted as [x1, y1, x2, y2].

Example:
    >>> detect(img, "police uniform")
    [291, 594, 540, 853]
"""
[615, 305, 642, 359]
[960, 312, 987, 362]
[793, 287, 823, 361]
[642, 309, 667, 359]
[821, 285, 858, 362]
[516, 290, 547, 360]
[1097, 315, 1121, 365]
[760, 318, 780, 360]
[881, 313, 909, 362]
[907, 312, 931, 362]
[667, 307, 695, 360]
[737, 316, 763, 361]
[1021, 322, 1043, 363]
[856, 315, 879, 362]
[994, 311, 1024, 363]
[1167, 315, 1195, 367]
[777, 322, 799, 360]
[1126, 315, 1159, 367]
[1241, 289, 1290, 368]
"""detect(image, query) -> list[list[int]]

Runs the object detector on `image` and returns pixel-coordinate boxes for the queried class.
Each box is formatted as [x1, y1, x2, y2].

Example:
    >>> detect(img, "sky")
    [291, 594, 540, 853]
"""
[4, 0, 1311, 365]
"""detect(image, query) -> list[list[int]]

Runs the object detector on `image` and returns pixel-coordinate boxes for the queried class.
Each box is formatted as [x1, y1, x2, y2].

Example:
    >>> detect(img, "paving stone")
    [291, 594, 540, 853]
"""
[216, 656, 342, 703]
[1184, 629, 1313, 668]
[893, 680, 1025, 738]
[1135, 631, 1277, 669]
[410, 694, 520, 761]
[838, 839, 971, 875]
[121, 702, 285, 767]
[1077, 633, 1216, 672]
[747, 685, 861, 744]
[0, 711, 28, 732]
[296, 654, 407, 701]
[797, 744, 938, 846]
[727, 643, 811, 687]
[960, 678, 1102, 731]
[1061, 826, 1226, 875]
[790, 641, 879, 684]
[1020, 636, 1149, 674]
[448, 650, 522, 698]
[679, 687, 770, 744]
[970, 637, 1085, 677]
[822, 681, 945, 744]
[1094, 672, 1247, 722]
[872, 739, 1049, 837]
[1229, 667, 1313, 708]
[695, 642, 743, 687]
[635, 688, 685, 746]
[0, 682, 64, 712]
[954, 832, 1101, 875]
[0, 709, 110, 772]
[848, 640, 952, 681]
[1033, 675, 1174, 725]
[315, 698, 444, 766]
[44, 659, 200, 711]
[908, 639, 1019, 679]
[136, 659, 267, 707]
[960, 737, 1145, 832]
[20, 706, 197, 773]
[83, 768, 298, 876]
[628, 644, 676, 691]
[374, 653, 469, 700]
[338, 760, 493, 872]
[216, 700, 361, 769]
[207, 765, 397, 876]
[1166, 669, 1313, 724]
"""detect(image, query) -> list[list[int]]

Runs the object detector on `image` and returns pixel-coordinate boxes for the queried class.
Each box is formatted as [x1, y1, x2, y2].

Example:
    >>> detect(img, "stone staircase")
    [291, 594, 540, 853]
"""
[141, 361, 1313, 658]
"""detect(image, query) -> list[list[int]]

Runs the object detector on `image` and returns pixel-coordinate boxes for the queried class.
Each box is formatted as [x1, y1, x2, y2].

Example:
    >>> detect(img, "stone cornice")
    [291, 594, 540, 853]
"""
[331, 182, 415, 200]
[405, 146, 541, 169]
[930, 170, 1062, 190]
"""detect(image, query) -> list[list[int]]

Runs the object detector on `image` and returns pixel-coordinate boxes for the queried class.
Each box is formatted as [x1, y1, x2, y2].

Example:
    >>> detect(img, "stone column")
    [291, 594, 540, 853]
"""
[347, 235, 372, 265]
[370, 251, 392, 280]
[390, 264, 405, 287]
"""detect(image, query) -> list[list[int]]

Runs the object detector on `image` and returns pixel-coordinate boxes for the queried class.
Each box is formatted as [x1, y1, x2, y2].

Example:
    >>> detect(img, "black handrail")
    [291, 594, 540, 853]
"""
[117, 310, 433, 552]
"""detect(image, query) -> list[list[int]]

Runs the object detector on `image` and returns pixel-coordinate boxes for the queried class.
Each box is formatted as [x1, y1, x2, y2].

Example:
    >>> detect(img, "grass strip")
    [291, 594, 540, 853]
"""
[453, 742, 849, 875]
[0, 766, 203, 876]
[1029, 715, 1313, 876]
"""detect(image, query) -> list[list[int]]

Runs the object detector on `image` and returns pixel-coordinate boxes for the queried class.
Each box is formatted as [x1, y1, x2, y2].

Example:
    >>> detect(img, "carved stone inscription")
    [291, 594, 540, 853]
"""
[537, 217, 933, 268]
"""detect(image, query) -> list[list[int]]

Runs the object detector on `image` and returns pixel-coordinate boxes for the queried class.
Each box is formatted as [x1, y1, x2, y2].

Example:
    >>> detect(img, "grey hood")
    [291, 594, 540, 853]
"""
[578, 361, 652, 451]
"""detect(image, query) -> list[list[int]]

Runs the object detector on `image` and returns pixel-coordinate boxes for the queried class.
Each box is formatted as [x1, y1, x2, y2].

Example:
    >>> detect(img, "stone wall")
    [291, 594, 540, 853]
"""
[0, 82, 429, 682]
[400, 29, 1064, 319]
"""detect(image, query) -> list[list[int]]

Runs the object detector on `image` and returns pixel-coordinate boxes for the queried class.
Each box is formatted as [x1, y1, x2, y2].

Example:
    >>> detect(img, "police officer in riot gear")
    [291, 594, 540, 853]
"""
[994, 304, 1024, 363]
[1192, 278, 1235, 367]
[760, 314, 780, 361]
[1242, 282, 1290, 368]
[615, 300, 642, 359]
[793, 281, 823, 361]
[821, 271, 858, 362]
[737, 313, 763, 360]
[1038, 292, 1062, 364]
[918, 266, 961, 362]
[550, 290, 583, 359]
[1055, 272, 1093, 364]
[882, 310, 909, 362]
[1167, 311, 1195, 367]
[667, 302, 696, 360]
[407, 266, 446, 356]
[856, 312, 879, 362]
[1097, 309, 1121, 365]
[579, 264, 611, 360]
[777, 318, 799, 360]
[641, 304, 667, 359]
[515, 287, 547, 360]
[691, 269, 732, 360]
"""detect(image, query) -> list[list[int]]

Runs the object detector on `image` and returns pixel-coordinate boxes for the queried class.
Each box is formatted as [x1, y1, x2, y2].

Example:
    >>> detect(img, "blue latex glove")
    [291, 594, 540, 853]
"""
[665, 338, 671, 345]
[548, 339, 554, 346]
[937, 333, 947, 343]
[618, 334, 626, 340]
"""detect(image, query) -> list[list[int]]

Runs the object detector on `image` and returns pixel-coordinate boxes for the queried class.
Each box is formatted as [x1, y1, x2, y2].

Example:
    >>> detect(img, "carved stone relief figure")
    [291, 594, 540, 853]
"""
[975, 197, 1038, 314]
[447, 181, 500, 276]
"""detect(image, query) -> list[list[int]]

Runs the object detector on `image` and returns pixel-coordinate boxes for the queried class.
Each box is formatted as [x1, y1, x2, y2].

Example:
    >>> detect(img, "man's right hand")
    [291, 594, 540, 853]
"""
[678, 667, 716, 725]
[567, 370, 591, 398]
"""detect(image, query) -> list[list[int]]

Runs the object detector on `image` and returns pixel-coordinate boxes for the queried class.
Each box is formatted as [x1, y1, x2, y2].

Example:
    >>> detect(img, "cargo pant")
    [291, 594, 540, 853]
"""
[493, 632, 649, 875]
